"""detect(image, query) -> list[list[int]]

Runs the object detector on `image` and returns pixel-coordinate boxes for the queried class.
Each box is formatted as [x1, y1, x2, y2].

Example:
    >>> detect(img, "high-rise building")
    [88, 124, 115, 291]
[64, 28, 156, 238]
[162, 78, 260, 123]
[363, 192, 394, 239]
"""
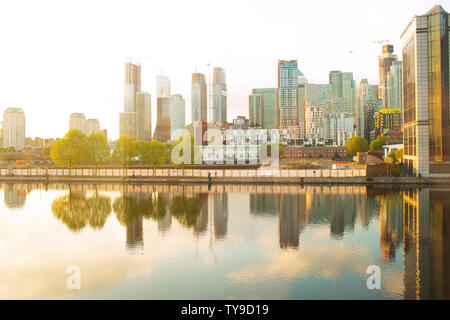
[373, 108, 402, 139]
[325, 112, 355, 146]
[401, 5, 450, 177]
[252, 88, 277, 129]
[342, 72, 356, 113]
[329, 70, 355, 113]
[212, 67, 227, 123]
[69, 113, 87, 135]
[119, 112, 136, 139]
[3, 108, 25, 150]
[191, 73, 207, 123]
[356, 79, 379, 137]
[156, 74, 171, 98]
[86, 119, 100, 136]
[378, 44, 398, 107]
[170, 94, 185, 140]
[153, 97, 171, 143]
[124, 61, 141, 112]
[305, 106, 325, 145]
[135, 92, 151, 141]
[153, 75, 172, 143]
[248, 94, 263, 128]
[363, 99, 383, 142]
[277, 60, 301, 132]
[386, 60, 403, 110]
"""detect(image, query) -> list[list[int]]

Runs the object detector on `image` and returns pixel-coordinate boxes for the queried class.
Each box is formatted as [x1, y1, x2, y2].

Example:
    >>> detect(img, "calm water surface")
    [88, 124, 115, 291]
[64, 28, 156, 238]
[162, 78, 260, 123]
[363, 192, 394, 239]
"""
[0, 183, 449, 299]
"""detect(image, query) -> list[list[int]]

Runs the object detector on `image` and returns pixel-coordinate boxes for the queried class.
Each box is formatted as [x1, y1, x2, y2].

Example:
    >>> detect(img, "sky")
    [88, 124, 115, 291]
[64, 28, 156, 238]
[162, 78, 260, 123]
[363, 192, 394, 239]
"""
[0, 0, 445, 140]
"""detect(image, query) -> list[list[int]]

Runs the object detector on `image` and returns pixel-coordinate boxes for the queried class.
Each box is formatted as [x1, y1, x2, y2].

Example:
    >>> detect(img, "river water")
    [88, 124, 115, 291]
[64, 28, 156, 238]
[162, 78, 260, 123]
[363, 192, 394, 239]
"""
[0, 183, 449, 299]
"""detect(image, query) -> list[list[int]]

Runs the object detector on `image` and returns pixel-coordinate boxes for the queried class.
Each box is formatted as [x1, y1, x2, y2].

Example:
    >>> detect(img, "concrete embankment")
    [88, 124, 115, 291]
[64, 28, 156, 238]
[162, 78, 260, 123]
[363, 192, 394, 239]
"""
[0, 175, 449, 186]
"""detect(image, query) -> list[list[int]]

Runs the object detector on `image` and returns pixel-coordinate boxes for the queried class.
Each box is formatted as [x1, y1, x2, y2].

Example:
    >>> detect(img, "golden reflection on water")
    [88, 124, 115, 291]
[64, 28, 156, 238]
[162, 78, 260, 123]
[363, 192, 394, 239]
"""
[0, 183, 449, 299]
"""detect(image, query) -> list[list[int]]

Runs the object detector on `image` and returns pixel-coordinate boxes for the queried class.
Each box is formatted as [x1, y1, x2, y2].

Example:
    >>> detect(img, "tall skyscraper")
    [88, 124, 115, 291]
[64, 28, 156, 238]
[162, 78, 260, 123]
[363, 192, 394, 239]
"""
[135, 92, 151, 141]
[153, 97, 171, 143]
[156, 74, 171, 98]
[254, 88, 277, 129]
[2, 108, 25, 150]
[191, 73, 207, 123]
[119, 112, 136, 139]
[86, 118, 100, 136]
[248, 94, 263, 128]
[212, 67, 227, 123]
[386, 60, 403, 110]
[153, 75, 172, 143]
[329, 70, 355, 113]
[378, 44, 398, 107]
[170, 94, 185, 140]
[277, 60, 300, 133]
[69, 113, 87, 135]
[401, 5, 450, 177]
[124, 61, 141, 113]
[356, 79, 371, 137]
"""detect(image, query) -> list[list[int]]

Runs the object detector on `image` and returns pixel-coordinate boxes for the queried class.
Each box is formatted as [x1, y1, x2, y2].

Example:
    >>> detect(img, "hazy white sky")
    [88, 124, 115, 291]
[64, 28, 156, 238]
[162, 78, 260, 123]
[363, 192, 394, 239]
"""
[0, 0, 444, 140]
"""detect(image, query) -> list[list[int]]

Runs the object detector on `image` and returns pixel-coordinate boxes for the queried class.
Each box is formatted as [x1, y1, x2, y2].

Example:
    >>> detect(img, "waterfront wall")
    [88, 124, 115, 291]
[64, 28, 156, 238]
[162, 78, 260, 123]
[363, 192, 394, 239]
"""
[0, 167, 366, 179]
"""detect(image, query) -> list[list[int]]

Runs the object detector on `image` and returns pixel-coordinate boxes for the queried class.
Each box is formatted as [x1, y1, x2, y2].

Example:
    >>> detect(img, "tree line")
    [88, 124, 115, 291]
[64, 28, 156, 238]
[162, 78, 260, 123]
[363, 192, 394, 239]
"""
[50, 129, 172, 175]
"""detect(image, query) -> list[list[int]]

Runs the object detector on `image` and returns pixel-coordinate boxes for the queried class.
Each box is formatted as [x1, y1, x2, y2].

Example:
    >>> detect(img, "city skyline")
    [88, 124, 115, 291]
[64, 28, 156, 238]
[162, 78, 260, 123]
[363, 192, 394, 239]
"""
[0, 0, 442, 140]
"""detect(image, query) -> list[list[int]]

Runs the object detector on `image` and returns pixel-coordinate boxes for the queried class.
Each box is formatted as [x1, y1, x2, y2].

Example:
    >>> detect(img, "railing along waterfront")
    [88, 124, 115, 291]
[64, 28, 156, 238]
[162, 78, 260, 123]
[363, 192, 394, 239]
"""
[0, 167, 366, 178]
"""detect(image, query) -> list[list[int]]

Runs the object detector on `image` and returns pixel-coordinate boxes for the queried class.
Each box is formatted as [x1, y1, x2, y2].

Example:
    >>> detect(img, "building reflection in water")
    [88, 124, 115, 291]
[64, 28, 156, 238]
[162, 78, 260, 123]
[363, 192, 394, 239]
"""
[194, 193, 208, 236]
[378, 190, 403, 263]
[403, 189, 450, 300]
[213, 193, 228, 240]
[3, 183, 28, 209]
[9, 183, 450, 299]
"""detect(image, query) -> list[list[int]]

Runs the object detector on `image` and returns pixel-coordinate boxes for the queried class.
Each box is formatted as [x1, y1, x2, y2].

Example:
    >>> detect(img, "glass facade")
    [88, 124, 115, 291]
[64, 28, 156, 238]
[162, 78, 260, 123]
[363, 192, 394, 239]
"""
[403, 36, 417, 157]
[427, 10, 449, 162]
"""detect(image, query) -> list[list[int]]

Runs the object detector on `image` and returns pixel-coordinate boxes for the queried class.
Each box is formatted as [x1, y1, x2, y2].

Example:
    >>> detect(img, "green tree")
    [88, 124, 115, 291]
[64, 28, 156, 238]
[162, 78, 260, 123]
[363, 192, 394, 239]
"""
[50, 129, 88, 175]
[388, 148, 403, 164]
[86, 132, 111, 174]
[112, 135, 137, 177]
[137, 140, 167, 174]
[345, 136, 369, 156]
[370, 136, 389, 152]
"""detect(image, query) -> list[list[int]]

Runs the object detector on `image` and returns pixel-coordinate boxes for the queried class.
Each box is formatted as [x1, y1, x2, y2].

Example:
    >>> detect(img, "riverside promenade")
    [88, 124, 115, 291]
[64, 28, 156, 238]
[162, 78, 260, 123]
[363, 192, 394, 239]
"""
[0, 166, 448, 185]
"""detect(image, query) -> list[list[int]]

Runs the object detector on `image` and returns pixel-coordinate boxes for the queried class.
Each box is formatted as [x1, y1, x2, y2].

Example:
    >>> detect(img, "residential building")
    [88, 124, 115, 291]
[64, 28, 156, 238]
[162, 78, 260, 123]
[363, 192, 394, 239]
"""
[386, 60, 403, 110]
[277, 60, 301, 133]
[401, 5, 450, 176]
[136, 92, 152, 141]
[170, 94, 185, 140]
[3, 108, 25, 150]
[326, 112, 355, 146]
[212, 67, 227, 123]
[124, 60, 141, 112]
[363, 99, 383, 142]
[232, 116, 249, 130]
[69, 113, 87, 135]
[378, 44, 398, 107]
[119, 112, 136, 139]
[192, 73, 207, 123]
[373, 108, 402, 139]
[87, 118, 100, 136]
[156, 74, 171, 98]
[304, 106, 325, 145]
[252, 88, 277, 129]
[153, 97, 171, 143]
[249, 93, 263, 128]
